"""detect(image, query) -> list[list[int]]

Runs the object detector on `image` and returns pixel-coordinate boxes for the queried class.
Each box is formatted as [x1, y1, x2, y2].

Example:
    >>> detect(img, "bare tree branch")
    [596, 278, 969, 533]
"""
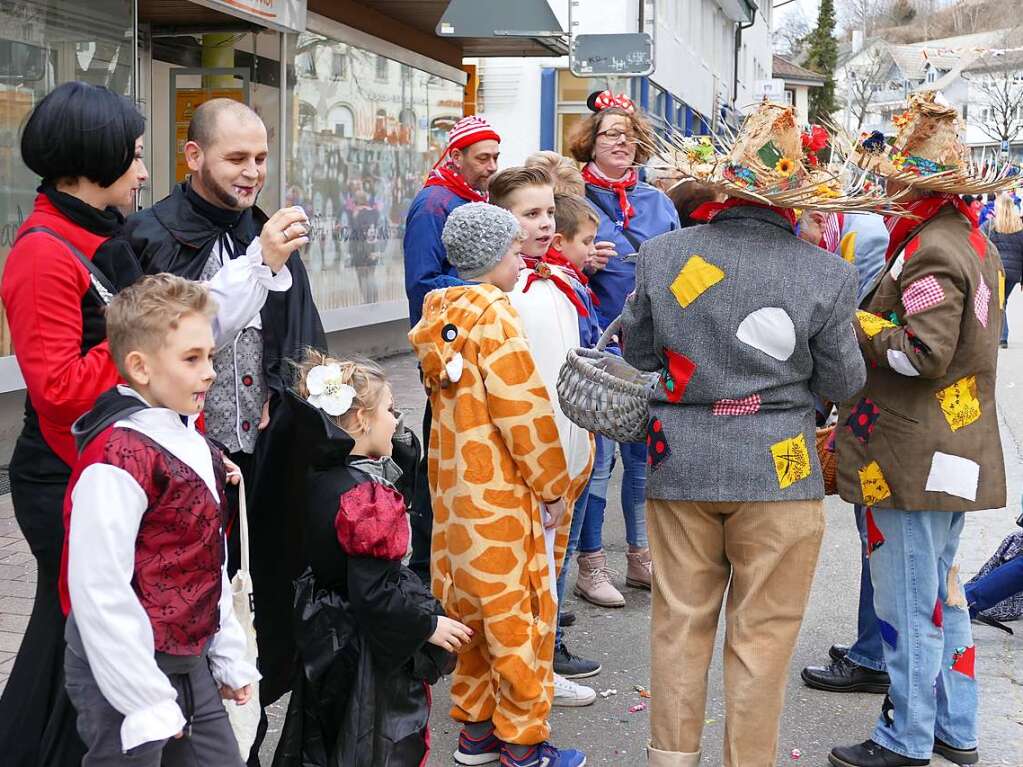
[842, 45, 891, 130]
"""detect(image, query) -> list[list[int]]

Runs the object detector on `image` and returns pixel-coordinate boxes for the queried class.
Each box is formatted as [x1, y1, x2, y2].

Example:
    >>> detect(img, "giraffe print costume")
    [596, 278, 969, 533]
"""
[410, 283, 570, 745]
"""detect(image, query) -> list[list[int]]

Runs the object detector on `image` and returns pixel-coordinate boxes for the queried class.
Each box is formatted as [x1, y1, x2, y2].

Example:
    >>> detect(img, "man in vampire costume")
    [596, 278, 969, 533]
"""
[125, 98, 326, 765]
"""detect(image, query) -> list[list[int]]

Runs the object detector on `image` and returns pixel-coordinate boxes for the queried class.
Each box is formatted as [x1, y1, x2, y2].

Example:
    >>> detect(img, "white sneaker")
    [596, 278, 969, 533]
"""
[553, 673, 597, 707]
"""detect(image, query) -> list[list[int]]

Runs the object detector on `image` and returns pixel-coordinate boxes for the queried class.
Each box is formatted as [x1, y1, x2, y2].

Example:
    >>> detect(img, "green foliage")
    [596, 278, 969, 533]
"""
[805, 0, 839, 122]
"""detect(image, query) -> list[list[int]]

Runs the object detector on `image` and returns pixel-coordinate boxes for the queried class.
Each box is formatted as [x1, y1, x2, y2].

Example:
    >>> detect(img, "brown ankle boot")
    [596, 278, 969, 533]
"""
[574, 549, 625, 607]
[626, 548, 652, 590]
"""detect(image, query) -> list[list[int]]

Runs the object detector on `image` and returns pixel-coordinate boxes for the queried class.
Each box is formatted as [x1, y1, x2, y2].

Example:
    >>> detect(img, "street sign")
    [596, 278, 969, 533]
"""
[754, 78, 786, 100]
[570, 33, 654, 77]
[436, 0, 564, 38]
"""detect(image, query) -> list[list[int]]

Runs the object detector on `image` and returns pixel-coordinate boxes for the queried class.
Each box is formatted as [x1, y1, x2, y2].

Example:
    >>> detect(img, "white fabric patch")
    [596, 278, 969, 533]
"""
[889, 253, 905, 281]
[887, 349, 920, 377]
[445, 352, 463, 383]
[925, 452, 980, 501]
[736, 307, 796, 361]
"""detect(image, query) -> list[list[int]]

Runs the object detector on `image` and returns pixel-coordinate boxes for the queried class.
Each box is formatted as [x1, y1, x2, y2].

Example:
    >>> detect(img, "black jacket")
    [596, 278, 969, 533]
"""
[124, 183, 327, 704]
[272, 390, 452, 767]
[987, 226, 1023, 284]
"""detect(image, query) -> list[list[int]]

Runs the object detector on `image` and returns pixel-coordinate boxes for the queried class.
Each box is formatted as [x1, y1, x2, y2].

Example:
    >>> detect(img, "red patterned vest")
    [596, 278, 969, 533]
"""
[62, 426, 229, 655]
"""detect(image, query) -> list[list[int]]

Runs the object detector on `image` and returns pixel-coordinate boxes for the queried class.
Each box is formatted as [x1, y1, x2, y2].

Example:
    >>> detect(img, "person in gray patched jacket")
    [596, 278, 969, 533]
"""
[619, 101, 870, 767]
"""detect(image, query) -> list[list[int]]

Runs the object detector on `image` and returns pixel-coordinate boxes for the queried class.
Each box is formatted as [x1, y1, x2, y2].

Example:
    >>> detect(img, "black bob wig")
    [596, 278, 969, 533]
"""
[20, 81, 145, 188]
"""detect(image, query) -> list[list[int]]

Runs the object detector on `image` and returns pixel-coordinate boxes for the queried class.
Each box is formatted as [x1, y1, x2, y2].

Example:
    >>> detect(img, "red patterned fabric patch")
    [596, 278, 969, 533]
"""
[846, 398, 881, 444]
[335, 481, 410, 560]
[661, 348, 696, 403]
[968, 228, 987, 261]
[902, 275, 945, 316]
[866, 507, 885, 557]
[646, 417, 670, 470]
[951, 645, 975, 679]
[974, 281, 991, 328]
[712, 393, 761, 416]
[933, 598, 943, 628]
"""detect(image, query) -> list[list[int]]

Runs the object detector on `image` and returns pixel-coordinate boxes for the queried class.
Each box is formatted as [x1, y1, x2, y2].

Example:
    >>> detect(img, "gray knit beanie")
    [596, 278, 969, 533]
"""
[442, 202, 521, 280]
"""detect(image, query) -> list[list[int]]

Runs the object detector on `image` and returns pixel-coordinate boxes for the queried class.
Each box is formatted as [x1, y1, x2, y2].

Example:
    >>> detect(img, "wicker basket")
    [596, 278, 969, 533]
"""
[816, 426, 838, 495]
[557, 317, 659, 444]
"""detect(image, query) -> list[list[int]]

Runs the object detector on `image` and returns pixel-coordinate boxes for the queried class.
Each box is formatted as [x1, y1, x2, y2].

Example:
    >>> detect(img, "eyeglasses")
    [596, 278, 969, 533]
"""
[596, 128, 635, 143]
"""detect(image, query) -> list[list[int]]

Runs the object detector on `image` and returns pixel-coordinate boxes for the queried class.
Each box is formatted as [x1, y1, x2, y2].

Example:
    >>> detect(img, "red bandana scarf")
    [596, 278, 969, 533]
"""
[521, 259, 590, 318]
[582, 164, 638, 229]
[424, 162, 488, 203]
[544, 246, 600, 306]
[690, 198, 798, 228]
[883, 194, 976, 262]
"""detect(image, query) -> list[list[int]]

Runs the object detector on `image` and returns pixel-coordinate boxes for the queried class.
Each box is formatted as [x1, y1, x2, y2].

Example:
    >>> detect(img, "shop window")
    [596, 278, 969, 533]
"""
[287, 33, 463, 312]
[554, 69, 611, 154]
[0, 0, 134, 358]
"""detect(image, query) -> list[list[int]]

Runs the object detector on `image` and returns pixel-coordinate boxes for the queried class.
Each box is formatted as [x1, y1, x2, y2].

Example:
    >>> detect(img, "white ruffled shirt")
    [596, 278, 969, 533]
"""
[206, 236, 292, 342]
[67, 387, 260, 752]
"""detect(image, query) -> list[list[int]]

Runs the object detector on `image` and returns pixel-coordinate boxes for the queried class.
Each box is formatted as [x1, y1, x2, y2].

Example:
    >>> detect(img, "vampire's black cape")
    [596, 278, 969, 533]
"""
[124, 184, 327, 703]
[271, 391, 452, 767]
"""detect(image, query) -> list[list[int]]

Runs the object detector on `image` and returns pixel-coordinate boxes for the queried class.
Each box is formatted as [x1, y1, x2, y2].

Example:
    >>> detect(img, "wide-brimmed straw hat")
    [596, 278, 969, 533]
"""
[853, 91, 1021, 195]
[653, 102, 901, 212]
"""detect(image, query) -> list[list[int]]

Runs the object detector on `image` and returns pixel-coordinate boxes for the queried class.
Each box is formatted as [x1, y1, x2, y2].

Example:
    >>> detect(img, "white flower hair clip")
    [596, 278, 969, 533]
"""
[305, 364, 356, 416]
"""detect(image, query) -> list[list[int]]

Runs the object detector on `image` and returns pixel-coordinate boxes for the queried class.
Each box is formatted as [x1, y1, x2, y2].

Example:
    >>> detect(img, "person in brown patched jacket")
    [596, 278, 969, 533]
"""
[830, 92, 1013, 767]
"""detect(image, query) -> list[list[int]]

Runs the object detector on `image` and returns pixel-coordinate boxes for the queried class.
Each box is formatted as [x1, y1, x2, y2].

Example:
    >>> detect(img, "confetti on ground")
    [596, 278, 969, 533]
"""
[791, 748, 801, 760]
[705, 718, 716, 725]
[599, 689, 618, 698]
[633, 684, 652, 698]
[628, 703, 647, 713]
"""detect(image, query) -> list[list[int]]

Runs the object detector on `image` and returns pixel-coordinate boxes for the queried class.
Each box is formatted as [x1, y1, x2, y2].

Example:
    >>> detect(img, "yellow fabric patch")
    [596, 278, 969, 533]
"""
[840, 231, 857, 264]
[670, 255, 725, 308]
[859, 461, 892, 505]
[935, 375, 981, 432]
[999, 271, 1006, 309]
[771, 433, 812, 489]
[857, 310, 897, 338]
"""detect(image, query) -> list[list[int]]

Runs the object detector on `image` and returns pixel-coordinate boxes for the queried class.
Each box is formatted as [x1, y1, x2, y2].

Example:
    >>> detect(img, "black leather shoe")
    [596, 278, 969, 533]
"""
[802, 655, 891, 693]
[830, 644, 851, 662]
[553, 643, 601, 679]
[559, 610, 576, 628]
[829, 740, 929, 766]
[933, 737, 978, 765]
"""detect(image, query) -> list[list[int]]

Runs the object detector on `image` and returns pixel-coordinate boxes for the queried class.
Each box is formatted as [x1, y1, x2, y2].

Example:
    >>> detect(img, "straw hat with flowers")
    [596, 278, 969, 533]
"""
[853, 90, 1021, 195]
[654, 102, 900, 212]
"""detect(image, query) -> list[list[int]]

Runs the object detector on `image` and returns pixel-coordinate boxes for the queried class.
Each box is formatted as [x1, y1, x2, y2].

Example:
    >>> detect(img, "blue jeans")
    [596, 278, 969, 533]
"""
[578, 436, 648, 553]
[1001, 276, 1018, 343]
[846, 505, 886, 672]
[867, 509, 976, 760]
[555, 485, 592, 649]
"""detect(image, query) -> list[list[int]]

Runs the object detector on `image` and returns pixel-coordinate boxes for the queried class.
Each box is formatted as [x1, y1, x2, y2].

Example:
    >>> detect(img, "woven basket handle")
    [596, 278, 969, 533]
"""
[596, 315, 623, 352]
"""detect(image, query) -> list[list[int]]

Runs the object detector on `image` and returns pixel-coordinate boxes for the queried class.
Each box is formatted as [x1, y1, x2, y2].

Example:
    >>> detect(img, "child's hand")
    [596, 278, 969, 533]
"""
[588, 241, 616, 272]
[223, 455, 242, 486]
[218, 684, 253, 706]
[428, 616, 473, 652]
[544, 498, 566, 529]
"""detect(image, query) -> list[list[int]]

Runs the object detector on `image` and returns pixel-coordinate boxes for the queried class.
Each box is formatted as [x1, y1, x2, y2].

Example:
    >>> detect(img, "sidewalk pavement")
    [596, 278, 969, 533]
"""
[1, 335, 1021, 765]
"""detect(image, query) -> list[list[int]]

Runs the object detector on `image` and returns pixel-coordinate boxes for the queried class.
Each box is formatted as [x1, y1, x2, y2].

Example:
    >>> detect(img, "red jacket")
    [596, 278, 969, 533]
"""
[1, 194, 121, 467]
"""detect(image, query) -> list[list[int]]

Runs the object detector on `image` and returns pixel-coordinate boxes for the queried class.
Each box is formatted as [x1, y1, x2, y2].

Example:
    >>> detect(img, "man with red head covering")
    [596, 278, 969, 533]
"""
[403, 115, 501, 582]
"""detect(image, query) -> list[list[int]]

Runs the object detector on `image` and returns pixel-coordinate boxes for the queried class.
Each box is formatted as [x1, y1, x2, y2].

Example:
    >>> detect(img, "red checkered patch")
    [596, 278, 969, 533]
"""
[901, 275, 945, 316]
[974, 281, 991, 328]
[712, 393, 761, 416]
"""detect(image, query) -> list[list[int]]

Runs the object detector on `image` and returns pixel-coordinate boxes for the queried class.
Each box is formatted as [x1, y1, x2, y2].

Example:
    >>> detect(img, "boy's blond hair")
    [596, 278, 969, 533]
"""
[525, 151, 585, 196]
[553, 192, 600, 242]
[293, 349, 389, 435]
[488, 166, 554, 210]
[106, 273, 216, 377]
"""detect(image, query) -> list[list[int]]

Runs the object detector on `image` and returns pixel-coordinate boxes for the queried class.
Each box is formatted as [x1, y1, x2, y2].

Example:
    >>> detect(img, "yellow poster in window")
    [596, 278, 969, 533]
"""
[771, 433, 812, 489]
[859, 460, 892, 505]
[857, 310, 896, 338]
[935, 375, 981, 432]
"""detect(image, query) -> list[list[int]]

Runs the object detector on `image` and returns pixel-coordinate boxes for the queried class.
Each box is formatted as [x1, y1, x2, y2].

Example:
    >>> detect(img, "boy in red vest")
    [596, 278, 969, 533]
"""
[61, 274, 258, 766]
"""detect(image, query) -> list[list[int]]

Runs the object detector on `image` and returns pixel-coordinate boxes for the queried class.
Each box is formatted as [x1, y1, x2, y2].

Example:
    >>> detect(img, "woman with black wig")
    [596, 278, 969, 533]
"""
[0, 81, 148, 766]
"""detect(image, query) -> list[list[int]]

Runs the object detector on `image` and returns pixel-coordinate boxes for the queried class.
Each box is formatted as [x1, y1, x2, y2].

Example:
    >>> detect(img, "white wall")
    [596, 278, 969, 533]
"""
[475, 57, 557, 166]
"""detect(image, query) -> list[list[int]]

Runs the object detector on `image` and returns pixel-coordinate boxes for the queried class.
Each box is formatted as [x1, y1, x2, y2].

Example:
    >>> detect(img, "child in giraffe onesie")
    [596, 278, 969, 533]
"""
[409, 202, 587, 767]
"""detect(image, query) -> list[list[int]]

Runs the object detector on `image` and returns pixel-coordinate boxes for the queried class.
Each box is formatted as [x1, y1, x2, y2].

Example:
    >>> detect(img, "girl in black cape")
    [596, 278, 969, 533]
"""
[273, 353, 469, 766]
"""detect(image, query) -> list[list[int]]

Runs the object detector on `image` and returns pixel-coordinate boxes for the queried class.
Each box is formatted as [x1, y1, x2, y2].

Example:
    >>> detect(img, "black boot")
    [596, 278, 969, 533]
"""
[553, 643, 601, 679]
[933, 737, 979, 765]
[802, 655, 890, 693]
[829, 740, 929, 767]
[829, 644, 850, 661]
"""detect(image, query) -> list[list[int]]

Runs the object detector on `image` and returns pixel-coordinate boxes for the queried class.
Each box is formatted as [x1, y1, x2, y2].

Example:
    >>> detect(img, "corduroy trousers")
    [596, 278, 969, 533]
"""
[646, 498, 825, 767]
